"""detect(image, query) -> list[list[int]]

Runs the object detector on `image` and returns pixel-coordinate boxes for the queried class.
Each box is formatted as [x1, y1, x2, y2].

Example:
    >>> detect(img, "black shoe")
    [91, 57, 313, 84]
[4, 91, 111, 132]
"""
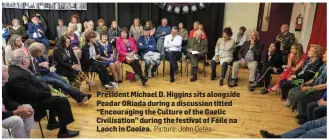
[76, 95, 88, 105]
[249, 82, 258, 89]
[297, 116, 307, 125]
[57, 130, 80, 138]
[211, 75, 216, 80]
[260, 88, 269, 94]
[151, 72, 155, 77]
[228, 79, 238, 87]
[295, 115, 301, 119]
[219, 79, 224, 86]
[85, 94, 92, 100]
[118, 80, 123, 83]
[259, 130, 280, 138]
[141, 76, 148, 86]
[248, 81, 255, 91]
[190, 75, 197, 82]
[46, 122, 60, 130]
[170, 77, 174, 83]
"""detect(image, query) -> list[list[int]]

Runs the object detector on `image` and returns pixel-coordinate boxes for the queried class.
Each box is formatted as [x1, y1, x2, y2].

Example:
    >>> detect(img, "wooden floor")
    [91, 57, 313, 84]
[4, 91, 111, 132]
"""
[31, 61, 299, 138]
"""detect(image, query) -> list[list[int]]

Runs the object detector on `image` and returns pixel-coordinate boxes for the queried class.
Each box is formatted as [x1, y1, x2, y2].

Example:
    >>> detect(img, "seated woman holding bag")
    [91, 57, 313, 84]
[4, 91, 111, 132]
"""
[81, 31, 118, 90]
[53, 36, 96, 90]
[117, 27, 148, 86]
[97, 32, 122, 83]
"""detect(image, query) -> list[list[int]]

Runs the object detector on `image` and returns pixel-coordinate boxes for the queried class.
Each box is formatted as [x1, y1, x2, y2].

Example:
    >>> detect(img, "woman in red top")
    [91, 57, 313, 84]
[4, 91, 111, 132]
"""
[116, 27, 148, 86]
[269, 43, 306, 93]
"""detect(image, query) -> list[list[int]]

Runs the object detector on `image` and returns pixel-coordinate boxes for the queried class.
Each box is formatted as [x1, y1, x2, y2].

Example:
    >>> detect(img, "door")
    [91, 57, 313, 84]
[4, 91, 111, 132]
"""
[257, 3, 293, 59]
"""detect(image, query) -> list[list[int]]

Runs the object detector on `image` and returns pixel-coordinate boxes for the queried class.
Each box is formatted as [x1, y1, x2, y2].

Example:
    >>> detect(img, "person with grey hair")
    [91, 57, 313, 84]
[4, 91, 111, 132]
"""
[7, 49, 80, 138]
[164, 26, 182, 83]
[155, 18, 172, 58]
[2, 65, 35, 138]
[28, 42, 91, 105]
[228, 31, 263, 91]
[9, 18, 27, 38]
[81, 20, 100, 42]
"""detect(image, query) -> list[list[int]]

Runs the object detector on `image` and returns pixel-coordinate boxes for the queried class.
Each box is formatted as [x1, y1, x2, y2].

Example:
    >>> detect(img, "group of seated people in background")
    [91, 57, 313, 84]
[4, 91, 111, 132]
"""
[2, 13, 327, 138]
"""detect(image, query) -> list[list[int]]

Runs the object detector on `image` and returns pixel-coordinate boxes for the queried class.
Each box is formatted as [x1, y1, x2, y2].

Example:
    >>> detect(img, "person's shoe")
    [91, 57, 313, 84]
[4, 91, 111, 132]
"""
[295, 114, 301, 120]
[190, 75, 197, 82]
[151, 72, 155, 77]
[118, 80, 123, 83]
[76, 95, 88, 106]
[170, 77, 175, 83]
[219, 79, 224, 86]
[283, 99, 291, 107]
[248, 81, 255, 91]
[228, 79, 238, 87]
[57, 130, 80, 138]
[110, 82, 118, 88]
[249, 82, 258, 89]
[141, 76, 148, 86]
[46, 122, 60, 130]
[211, 75, 216, 80]
[297, 117, 307, 125]
[260, 88, 269, 94]
[85, 94, 92, 100]
[259, 130, 280, 138]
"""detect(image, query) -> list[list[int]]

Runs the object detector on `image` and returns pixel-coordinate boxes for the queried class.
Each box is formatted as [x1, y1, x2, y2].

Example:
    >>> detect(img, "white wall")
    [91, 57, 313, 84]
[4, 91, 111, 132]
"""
[223, 3, 260, 39]
[289, 3, 317, 51]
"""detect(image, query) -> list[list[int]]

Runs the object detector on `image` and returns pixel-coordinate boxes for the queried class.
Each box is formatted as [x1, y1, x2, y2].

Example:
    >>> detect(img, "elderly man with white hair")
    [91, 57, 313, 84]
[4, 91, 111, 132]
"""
[186, 30, 208, 82]
[155, 18, 172, 58]
[2, 65, 34, 138]
[6, 48, 80, 138]
[228, 31, 263, 91]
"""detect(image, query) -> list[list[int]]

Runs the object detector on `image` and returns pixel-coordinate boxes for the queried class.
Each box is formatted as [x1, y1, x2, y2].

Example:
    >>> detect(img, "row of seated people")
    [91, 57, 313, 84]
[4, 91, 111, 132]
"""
[2, 48, 82, 138]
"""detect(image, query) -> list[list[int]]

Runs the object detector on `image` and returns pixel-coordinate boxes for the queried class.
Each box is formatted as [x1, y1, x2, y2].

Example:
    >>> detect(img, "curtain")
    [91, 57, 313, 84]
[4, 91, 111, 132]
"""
[306, 3, 327, 52]
[2, 3, 115, 40]
[118, 3, 225, 58]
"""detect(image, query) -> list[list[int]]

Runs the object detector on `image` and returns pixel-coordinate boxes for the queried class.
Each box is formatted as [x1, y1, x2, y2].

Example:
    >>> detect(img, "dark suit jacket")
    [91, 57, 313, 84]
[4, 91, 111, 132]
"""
[263, 50, 282, 68]
[238, 40, 263, 63]
[7, 65, 51, 121]
[2, 85, 20, 120]
[80, 43, 101, 71]
[53, 47, 78, 75]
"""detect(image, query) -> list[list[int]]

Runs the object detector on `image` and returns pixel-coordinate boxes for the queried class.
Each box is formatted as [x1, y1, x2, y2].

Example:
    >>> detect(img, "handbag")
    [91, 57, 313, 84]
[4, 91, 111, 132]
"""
[125, 71, 140, 82]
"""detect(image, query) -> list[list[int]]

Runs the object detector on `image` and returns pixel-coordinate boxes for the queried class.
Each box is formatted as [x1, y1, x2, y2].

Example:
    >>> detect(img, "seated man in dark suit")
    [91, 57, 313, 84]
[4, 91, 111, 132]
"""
[186, 30, 208, 82]
[228, 31, 263, 91]
[28, 42, 91, 105]
[7, 48, 79, 138]
[28, 15, 50, 59]
[249, 41, 283, 94]
[2, 65, 34, 138]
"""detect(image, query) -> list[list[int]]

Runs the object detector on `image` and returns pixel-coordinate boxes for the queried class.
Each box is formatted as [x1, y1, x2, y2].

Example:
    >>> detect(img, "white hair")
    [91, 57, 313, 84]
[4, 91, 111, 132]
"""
[11, 49, 27, 66]
[161, 18, 168, 23]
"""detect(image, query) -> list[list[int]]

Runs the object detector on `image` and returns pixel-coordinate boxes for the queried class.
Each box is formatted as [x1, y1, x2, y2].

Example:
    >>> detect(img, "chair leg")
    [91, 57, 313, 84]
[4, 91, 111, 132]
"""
[186, 61, 189, 76]
[162, 59, 165, 77]
[121, 64, 124, 81]
[8, 129, 11, 137]
[180, 60, 183, 77]
[157, 66, 159, 76]
[203, 60, 206, 77]
[39, 122, 45, 138]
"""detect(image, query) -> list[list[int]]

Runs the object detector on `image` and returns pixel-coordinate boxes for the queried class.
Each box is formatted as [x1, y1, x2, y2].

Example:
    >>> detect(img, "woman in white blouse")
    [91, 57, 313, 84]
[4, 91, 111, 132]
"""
[211, 27, 235, 86]
[68, 14, 82, 35]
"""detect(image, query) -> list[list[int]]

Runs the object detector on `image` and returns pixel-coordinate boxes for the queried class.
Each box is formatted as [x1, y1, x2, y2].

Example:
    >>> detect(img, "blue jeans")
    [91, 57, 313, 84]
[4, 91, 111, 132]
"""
[280, 116, 327, 138]
[144, 59, 161, 73]
[41, 72, 82, 98]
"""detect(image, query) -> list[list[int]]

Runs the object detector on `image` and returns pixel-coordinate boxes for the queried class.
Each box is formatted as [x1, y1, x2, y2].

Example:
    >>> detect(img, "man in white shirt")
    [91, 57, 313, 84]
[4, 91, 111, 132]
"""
[164, 26, 182, 83]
